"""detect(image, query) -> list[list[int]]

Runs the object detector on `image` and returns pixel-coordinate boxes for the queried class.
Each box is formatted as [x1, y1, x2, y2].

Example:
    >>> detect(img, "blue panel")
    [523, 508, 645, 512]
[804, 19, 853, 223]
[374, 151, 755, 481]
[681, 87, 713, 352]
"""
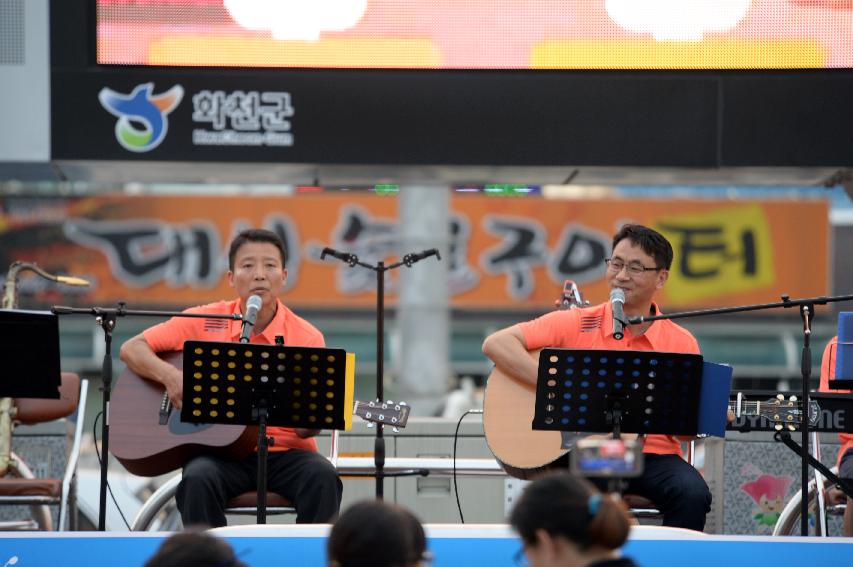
[2, 532, 853, 567]
[835, 312, 853, 384]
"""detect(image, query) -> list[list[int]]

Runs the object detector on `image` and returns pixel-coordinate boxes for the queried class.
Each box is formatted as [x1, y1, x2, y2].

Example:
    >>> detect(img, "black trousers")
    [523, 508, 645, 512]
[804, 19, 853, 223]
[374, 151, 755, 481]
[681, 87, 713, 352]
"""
[175, 449, 342, 528]
[552, 449, 711, 531]
[592, 453, 712, 531]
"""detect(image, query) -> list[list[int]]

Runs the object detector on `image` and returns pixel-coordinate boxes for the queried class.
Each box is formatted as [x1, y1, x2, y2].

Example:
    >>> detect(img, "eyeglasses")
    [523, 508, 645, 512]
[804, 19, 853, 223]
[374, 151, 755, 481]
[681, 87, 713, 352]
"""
[605, 258, 663, 276]
[513, 547, 529, 567]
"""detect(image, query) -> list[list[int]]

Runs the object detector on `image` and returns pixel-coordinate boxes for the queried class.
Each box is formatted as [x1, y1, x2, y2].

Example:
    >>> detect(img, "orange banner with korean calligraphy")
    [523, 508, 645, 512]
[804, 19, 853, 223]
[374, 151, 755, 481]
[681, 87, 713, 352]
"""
[0, 195, 828, 311]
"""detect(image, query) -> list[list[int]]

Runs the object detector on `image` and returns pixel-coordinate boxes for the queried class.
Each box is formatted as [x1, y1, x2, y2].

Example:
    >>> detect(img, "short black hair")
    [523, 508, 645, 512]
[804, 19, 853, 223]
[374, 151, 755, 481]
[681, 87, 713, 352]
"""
[509, 473, 631, 552]
[143, 530, 247, 567]
[228, 228, 286, 270]
[327, 500, 427, 567]
[612, 224, 673, 270]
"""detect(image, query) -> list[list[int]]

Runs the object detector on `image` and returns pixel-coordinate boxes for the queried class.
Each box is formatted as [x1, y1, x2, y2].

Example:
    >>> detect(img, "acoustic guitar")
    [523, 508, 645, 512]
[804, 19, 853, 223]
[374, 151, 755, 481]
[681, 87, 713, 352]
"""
[110, 353, 411, 477]
[110, 352, 257, 477]
[483, 281, 587, 479]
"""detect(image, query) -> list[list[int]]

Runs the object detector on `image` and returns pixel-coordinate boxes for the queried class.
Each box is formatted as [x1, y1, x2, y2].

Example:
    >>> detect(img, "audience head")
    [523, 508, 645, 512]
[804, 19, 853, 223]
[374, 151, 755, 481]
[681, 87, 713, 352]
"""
[509, 473, 632, 567]
[327, 500, 429, 567]
[143, 529, 247, 567]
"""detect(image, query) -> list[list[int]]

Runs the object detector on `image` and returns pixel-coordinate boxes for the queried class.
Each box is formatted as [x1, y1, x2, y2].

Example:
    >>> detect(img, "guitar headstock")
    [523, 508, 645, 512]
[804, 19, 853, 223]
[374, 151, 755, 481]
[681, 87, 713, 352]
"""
[767, 394, 802, 431]
[745, 394, 804, 431]
[353, 400, 411, 430]
[555, 280, 588, 310]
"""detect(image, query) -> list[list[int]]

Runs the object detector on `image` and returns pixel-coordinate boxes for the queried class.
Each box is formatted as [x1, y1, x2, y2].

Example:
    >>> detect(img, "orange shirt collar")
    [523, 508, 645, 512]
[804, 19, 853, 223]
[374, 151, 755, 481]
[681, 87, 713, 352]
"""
[228, 297, 288, 344]
[604, 300, 665, 347]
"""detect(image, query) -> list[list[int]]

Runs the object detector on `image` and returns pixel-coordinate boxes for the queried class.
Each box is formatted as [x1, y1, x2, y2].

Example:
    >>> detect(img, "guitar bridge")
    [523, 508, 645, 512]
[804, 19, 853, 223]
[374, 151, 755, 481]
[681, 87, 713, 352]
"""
[158, 393, 172, 425]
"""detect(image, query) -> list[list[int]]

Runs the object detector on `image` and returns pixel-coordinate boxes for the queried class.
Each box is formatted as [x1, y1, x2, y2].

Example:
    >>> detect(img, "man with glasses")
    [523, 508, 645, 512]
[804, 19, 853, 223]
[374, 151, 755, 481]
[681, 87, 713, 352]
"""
[482, 224, 711, 531]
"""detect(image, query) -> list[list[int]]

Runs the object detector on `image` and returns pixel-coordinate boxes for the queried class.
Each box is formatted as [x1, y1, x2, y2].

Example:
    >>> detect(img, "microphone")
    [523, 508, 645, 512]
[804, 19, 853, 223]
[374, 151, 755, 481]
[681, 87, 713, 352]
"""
[320, 247, 356, 266]
[610, 288, 626, 341]
[239, 294, 263, 343]
[403, 248, 441, 266]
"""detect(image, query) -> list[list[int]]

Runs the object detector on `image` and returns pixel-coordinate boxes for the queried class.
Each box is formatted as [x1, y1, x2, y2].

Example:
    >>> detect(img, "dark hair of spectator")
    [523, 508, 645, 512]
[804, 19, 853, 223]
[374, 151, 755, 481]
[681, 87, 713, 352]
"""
[612, 224, 673, 271]
[143, 530, 247, 567]
[509, 473, 631, 552]
[228, 228, 287, 270]
[327, 500, 427, 567]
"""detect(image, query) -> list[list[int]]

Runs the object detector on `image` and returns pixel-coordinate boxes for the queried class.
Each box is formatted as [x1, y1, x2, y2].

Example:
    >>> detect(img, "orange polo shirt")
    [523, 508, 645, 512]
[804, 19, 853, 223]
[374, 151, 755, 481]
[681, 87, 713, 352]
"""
[818, 337, 853, 464]
[519, 301, 701, 456]
[143, 298, 325, 453]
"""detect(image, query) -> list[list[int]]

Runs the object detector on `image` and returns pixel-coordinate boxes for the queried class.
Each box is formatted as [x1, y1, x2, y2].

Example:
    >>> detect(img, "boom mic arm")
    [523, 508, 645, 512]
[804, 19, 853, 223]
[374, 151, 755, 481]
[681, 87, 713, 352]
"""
[402, 248, 441, 267]
[320, 247, 358, 266]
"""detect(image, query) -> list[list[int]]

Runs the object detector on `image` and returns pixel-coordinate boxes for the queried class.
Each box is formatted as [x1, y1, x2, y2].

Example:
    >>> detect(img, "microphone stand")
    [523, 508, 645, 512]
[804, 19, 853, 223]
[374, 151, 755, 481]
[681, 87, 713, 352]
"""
[321, 247, 441, 499]
[627, 292, 853, 536]
[51, 303, 242, 531]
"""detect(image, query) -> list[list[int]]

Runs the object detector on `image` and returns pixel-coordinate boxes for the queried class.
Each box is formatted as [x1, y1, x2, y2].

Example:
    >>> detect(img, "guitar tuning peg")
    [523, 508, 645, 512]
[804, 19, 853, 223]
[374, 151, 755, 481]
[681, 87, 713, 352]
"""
[386, 400, 394, 405]
[776, 394, 784, 400]
[392, 427, 399, 433]
[790, 396, 798, 402]
[775, 424, 783, 431]
[400, 401, 408, 407]
[788, 424, 796, 431]
[366, 422, 375, 428]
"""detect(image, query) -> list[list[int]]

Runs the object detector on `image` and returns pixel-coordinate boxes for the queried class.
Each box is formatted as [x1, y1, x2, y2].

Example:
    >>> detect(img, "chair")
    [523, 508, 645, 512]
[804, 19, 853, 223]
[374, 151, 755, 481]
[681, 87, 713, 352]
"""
[0, 373, 88, 530]
[131, 429, 340, 530]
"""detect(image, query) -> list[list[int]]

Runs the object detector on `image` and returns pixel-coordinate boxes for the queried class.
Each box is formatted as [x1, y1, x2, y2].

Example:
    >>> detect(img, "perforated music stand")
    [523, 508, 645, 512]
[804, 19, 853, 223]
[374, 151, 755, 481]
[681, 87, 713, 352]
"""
[0, 310, 61, 399]
[181, 340, 355, 523]
[533, 349, 707, 441]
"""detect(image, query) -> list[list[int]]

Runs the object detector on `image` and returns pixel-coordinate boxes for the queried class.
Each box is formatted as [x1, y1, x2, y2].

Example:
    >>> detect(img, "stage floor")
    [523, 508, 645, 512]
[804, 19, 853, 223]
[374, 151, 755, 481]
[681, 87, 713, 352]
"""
[2, 525, 852, 567]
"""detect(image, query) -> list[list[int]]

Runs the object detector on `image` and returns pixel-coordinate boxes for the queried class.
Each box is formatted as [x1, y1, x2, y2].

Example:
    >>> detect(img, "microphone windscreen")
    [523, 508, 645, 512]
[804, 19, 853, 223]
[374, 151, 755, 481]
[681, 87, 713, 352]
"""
[610, 288, 625, 303]
[247, 294, 263, 312]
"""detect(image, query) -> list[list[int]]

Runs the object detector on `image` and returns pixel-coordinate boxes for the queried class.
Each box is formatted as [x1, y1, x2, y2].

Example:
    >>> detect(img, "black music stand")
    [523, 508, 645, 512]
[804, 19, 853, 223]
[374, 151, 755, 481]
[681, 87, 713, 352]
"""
[532, 348, 731, 487]
[0, 310, 61, 399]
[181, 339, 355, 524]
[533, 349, 710, 438]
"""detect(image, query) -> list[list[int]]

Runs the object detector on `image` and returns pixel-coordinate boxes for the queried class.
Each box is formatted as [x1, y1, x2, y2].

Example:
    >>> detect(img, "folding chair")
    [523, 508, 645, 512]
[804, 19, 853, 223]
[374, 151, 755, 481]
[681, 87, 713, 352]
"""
[0, 373, 88, 530]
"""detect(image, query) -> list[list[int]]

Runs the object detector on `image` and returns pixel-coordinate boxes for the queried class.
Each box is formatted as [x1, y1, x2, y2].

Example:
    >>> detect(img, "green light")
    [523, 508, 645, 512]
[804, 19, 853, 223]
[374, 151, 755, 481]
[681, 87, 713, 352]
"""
[484, 184, 531, 196]
[374, 184, 399, 196]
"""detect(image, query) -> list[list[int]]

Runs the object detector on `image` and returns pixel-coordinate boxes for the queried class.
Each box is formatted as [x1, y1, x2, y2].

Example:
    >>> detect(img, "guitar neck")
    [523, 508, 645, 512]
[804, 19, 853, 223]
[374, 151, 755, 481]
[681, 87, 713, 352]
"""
[728, 400, 771, 415]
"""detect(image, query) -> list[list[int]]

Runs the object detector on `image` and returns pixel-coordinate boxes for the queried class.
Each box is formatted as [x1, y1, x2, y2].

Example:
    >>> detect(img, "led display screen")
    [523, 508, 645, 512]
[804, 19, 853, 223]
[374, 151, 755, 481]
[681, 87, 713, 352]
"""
[97, 0, 853, 70]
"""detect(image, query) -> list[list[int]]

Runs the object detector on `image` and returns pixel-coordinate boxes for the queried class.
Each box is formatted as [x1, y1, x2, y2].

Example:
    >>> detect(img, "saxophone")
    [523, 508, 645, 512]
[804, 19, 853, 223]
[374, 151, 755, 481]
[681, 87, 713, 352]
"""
[0, 262, 89, 476]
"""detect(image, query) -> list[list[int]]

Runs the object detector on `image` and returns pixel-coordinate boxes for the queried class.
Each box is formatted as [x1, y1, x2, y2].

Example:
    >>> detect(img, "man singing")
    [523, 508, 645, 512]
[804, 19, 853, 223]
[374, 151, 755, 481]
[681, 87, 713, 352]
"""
[120, 228, 342, 527]
[482, 224, 711, 531]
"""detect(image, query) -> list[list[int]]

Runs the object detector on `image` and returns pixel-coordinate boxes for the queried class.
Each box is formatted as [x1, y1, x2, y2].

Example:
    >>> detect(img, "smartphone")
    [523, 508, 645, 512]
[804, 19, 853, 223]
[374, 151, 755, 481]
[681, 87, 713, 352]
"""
[570, 437, 644, 478]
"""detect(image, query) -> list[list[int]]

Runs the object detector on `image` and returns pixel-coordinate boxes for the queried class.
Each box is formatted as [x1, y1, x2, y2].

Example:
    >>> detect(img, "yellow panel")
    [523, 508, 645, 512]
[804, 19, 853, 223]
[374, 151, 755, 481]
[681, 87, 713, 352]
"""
[656, 204, 775, 303]
[531, 40, 826, 70]
[147, 37, 443, 68]
[344, 352, 356, 431]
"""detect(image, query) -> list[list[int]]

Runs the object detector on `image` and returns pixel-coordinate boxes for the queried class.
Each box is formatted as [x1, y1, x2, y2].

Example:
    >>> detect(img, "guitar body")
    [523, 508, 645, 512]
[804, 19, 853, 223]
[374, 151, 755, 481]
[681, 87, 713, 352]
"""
[110, 352, 258, 477]
[483, 349, 569, 479]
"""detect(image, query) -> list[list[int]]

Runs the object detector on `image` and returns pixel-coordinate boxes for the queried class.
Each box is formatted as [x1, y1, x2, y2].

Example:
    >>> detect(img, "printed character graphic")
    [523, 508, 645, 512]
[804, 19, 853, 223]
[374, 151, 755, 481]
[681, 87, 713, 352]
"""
[741, 474, 793, 527]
